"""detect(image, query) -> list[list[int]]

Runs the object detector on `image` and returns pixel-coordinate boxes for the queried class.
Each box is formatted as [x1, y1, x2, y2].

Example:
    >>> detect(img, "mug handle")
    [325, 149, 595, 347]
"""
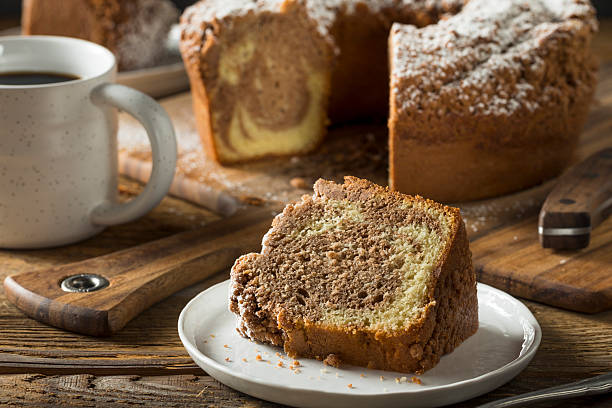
[89, 83, 177, 226]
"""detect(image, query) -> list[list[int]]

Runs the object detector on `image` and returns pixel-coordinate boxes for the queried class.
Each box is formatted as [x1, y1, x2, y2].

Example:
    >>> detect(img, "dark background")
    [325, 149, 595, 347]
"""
[1, 0, 611, 18]
[0, 0, 196, 16]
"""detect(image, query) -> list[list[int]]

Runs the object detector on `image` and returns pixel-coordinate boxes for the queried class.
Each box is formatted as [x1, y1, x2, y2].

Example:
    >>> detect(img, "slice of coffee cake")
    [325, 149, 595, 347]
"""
[229, 177, 478, 373]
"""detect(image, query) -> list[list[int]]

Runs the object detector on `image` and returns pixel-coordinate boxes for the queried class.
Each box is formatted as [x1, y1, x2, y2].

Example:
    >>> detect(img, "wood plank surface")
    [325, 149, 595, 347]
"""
[0, 17, 611, 408]
[1, 370, 612, 408]
[0, 177, 610, 408]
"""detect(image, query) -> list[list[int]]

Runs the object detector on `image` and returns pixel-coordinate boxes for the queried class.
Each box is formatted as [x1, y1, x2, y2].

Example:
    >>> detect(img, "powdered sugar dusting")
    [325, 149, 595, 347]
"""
[181, 0, 465, 43]
[180, 0, 284, 38]
[390, 0, 596, 116]
[115, 0, 179, 70]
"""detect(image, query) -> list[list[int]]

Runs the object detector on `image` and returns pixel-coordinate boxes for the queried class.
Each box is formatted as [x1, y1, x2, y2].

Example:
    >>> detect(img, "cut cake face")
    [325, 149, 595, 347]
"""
[229, 176, 478, 373]
[180, 0, 334, 163]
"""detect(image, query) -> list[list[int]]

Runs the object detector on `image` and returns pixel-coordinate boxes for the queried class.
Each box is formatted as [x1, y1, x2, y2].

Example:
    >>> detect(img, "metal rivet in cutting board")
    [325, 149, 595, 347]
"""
[60, 274, 109, 293]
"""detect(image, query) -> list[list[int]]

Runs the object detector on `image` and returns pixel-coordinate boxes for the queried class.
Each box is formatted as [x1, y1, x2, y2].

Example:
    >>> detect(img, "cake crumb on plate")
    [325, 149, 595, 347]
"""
[323, 354, 342, 368]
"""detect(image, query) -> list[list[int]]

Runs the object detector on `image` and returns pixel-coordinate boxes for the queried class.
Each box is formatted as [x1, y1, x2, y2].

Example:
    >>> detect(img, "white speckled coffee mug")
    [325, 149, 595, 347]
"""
[0, 36, 177, 248]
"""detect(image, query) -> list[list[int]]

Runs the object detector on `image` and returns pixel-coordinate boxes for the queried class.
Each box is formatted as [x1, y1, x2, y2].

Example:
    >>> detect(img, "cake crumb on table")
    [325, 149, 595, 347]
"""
[240, 195, 265, 206]
[290, 177, 308, 189]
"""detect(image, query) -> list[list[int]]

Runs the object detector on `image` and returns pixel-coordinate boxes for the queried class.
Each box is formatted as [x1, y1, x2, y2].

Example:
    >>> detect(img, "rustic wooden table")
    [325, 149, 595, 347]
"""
[1, 18, 612, 408]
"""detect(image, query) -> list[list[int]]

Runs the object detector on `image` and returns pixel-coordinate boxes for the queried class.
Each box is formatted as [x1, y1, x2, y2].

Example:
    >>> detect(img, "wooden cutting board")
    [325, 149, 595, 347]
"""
[117, 64, 612, 314]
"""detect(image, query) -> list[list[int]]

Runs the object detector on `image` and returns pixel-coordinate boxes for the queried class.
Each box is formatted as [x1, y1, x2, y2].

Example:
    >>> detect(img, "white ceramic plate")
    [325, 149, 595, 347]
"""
[179, 281, 541, 408]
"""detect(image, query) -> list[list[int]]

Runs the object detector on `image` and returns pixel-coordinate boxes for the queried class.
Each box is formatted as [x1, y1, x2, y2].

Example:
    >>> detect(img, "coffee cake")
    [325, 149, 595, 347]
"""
[229, 176, 478, 373]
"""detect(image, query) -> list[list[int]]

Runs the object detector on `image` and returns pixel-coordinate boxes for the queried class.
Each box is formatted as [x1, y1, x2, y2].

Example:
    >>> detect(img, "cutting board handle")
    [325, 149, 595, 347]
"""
[3, 208, 274, 336]
[539, 148, 612, 249]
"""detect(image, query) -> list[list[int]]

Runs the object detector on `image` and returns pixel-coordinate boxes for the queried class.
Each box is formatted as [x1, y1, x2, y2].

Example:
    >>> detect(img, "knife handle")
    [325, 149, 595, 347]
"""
[539, 148, 612, 249]
[3, 208, 274, 336]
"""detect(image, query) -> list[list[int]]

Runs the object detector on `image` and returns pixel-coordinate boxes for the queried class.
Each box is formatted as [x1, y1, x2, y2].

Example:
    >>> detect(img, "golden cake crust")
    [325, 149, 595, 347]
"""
[229, 176, 478, 373]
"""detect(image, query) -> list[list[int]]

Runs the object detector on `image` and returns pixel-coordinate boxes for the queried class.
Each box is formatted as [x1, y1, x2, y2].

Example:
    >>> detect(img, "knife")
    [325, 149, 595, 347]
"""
[3, 207, 276, 336]
[538, 148, 612, 250]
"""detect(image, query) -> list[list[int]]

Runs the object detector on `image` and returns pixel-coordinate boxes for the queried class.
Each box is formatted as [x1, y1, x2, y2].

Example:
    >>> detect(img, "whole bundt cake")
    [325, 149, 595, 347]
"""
[179, 0, 597, 202]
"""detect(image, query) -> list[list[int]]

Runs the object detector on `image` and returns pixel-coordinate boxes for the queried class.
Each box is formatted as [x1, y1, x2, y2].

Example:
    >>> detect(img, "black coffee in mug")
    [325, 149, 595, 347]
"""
[0, 71, 80, 85]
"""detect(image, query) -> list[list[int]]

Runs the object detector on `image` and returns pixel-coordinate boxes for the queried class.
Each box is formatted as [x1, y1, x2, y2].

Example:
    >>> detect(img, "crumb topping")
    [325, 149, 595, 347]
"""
[390, 0, 596, 117]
